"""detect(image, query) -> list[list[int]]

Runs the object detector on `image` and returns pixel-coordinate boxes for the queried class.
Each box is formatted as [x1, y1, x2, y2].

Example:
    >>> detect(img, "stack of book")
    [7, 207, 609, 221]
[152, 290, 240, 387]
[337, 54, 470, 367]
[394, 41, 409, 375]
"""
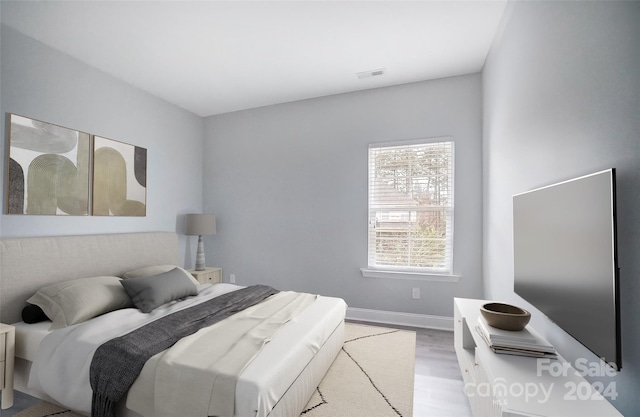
[476, 317, 557, 359]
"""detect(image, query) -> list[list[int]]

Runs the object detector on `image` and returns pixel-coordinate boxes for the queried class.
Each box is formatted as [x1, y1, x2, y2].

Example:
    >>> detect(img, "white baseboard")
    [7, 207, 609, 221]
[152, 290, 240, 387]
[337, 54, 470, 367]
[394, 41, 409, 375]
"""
[346, 307, 454, 331]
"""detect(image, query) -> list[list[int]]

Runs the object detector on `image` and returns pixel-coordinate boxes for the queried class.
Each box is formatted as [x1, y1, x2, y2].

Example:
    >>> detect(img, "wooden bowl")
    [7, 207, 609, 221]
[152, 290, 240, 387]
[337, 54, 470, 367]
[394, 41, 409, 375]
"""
[480, 302, 531, 331]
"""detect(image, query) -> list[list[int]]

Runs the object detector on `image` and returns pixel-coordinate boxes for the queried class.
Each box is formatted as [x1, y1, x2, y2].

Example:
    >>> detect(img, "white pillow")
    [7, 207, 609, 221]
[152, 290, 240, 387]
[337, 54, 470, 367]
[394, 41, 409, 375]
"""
[27, 276, 134, 329]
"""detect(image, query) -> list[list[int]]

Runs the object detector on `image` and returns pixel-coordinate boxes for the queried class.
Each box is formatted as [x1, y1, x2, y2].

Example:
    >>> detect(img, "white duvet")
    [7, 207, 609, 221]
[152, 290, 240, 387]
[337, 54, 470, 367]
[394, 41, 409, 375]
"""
[28, 283, 311, 416]
[130, 290, 316, 417]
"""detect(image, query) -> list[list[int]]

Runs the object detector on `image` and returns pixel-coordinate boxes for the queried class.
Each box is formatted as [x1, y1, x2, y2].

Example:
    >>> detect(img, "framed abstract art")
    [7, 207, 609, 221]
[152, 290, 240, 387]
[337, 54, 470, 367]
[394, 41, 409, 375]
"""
[93, 136, 147, 216]
[7, 114, 90, 215]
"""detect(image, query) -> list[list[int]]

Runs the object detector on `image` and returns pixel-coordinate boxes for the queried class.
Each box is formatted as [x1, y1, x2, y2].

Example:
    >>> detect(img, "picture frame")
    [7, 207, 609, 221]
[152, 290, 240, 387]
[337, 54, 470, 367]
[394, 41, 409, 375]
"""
[6, 114, 90, 215]
[92, 136, 147, 216]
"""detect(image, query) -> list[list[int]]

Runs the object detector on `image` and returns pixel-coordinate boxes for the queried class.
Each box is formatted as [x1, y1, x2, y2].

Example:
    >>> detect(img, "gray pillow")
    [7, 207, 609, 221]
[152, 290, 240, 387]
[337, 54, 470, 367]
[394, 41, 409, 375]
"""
[27, 276, 134, 329]
[122, 264, 200, 286]
[120, 267, 198, 313]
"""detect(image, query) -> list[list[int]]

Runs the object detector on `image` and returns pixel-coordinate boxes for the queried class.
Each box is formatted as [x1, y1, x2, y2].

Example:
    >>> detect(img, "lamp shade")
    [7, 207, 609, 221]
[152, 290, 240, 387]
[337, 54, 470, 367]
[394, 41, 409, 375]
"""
[185, 214, 216, 236]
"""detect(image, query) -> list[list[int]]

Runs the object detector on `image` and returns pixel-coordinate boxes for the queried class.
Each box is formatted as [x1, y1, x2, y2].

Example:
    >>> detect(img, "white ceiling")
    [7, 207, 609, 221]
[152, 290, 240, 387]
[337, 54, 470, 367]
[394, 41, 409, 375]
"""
[1, 1, 507, 117]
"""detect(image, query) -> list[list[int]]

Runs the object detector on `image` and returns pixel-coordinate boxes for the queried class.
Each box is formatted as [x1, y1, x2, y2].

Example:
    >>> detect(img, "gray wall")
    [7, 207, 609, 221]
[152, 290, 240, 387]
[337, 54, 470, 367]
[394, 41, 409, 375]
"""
[482, 1, 640, 414]
[0, 26, 205, 266]
[203, 74, 483, 317]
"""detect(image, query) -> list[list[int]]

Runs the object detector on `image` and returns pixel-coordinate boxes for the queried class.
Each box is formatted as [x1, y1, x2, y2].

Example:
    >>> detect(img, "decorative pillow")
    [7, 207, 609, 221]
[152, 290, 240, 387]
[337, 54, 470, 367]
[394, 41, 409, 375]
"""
[22, 304, 50, 324]
[27, 276, 134, 330]
[122, 264, 200, 286]
[120, 267, 198, 313]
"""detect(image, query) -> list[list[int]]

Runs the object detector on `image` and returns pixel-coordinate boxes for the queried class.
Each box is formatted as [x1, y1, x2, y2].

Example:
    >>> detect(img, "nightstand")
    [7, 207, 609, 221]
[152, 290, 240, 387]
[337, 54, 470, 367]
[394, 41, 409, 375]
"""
[0, 323, 15, 410]
[188, 267, 222, 285]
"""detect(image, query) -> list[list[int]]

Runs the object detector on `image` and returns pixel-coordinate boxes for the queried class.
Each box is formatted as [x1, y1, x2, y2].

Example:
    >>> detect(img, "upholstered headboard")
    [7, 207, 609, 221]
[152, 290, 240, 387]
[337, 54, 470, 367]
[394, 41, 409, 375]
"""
[0, 232, 179, 324]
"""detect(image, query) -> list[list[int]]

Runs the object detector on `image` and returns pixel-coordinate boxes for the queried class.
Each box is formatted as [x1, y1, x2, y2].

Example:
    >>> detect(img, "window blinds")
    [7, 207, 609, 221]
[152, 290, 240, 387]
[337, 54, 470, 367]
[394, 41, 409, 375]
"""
[367, 140, 454, 273]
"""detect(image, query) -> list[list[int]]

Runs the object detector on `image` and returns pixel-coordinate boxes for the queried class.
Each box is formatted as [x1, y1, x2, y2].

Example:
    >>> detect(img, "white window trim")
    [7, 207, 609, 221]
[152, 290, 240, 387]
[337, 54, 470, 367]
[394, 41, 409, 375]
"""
[364, 136, 455, 278]
[360, 268, 460, 282]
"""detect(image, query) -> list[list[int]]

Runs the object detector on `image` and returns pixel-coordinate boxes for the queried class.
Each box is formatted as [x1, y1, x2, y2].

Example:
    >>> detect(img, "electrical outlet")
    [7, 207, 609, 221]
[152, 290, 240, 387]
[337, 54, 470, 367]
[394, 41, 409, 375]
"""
[412, 288, 420, 299]
[230, 274, 236, 284]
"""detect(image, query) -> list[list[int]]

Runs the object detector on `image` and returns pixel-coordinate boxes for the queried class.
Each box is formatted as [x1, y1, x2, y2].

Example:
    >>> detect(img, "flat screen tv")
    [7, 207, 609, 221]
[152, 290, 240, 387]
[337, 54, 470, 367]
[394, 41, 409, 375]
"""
[513, 169, 621, 369]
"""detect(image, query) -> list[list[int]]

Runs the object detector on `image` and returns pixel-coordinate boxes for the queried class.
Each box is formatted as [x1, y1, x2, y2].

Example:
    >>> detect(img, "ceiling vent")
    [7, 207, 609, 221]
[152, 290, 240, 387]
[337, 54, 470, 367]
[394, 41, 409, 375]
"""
[356, 68, 386, 79]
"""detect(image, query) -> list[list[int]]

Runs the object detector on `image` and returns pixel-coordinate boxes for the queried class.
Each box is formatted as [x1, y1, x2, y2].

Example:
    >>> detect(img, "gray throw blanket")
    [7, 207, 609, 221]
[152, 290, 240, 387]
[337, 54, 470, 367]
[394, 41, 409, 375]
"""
[90, 285, 279, 417]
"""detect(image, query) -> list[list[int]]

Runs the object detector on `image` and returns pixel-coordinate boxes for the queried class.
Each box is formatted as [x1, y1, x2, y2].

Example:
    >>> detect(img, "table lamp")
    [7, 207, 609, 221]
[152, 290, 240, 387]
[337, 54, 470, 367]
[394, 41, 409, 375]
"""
[185, 213, 216, 271]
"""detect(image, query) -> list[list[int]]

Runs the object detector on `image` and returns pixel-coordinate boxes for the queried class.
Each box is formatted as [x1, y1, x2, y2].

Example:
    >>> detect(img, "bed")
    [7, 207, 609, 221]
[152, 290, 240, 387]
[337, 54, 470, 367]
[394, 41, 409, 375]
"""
[0, 232, 346, 417]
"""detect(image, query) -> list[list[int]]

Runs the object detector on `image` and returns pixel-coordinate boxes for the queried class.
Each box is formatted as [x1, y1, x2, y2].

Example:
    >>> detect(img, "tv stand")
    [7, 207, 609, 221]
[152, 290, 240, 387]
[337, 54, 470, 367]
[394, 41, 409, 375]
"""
[454, 298, 622, 417]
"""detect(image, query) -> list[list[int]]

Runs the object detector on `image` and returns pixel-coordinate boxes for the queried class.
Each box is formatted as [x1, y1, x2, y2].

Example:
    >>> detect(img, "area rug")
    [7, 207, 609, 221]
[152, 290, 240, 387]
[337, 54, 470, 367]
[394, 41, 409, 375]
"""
[12, 323, 415, 417]
[301, 323, 416, 417]
[12, 401, 84, 417]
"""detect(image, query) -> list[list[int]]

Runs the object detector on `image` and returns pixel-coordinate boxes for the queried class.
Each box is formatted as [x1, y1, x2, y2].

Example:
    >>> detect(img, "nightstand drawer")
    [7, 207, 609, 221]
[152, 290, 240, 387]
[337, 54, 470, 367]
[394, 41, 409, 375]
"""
[0, 323, 14, 409]
[0, 330, 6, 389]
[189, 267, 222, 285]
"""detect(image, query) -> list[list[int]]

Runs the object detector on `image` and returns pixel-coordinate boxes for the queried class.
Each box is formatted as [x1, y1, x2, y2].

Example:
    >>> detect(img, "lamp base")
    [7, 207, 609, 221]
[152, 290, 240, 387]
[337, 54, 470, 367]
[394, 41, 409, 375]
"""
[195, 235, 206, 271]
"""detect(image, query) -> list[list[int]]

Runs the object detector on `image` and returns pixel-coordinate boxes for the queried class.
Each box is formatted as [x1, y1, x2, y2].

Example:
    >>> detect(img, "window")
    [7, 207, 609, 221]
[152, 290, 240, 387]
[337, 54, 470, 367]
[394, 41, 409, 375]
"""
[366, 138, 454, 276]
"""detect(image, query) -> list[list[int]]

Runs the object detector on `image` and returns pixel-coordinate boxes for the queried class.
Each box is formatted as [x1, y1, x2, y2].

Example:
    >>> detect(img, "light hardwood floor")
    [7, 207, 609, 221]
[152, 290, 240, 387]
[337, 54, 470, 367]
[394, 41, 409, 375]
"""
[412, 326, 473, 417]
[0, 325, 472, 417]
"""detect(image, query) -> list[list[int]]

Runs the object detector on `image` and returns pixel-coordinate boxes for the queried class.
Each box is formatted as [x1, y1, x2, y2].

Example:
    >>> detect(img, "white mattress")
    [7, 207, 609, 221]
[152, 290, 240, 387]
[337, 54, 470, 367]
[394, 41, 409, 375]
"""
[14, 291, 346, 417]
[13, 321, 52, 361]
